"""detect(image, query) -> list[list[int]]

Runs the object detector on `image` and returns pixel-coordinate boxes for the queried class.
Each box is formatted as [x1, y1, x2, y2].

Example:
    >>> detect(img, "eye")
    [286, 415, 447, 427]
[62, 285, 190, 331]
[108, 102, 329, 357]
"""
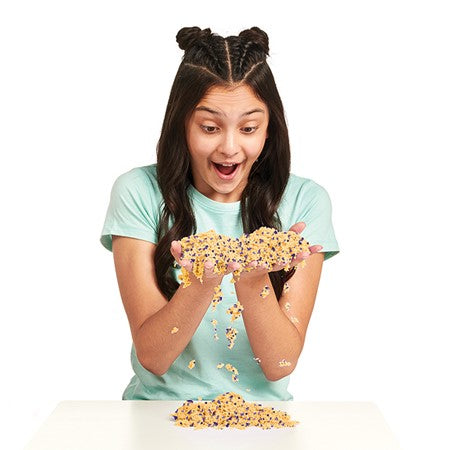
[242, 126, 258, 134]
[201, 125, 218, 134]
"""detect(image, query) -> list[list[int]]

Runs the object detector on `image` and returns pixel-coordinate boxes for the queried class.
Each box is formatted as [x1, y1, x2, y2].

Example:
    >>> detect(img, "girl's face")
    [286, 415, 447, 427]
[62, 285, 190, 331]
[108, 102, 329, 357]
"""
[185, 84, 269, 203]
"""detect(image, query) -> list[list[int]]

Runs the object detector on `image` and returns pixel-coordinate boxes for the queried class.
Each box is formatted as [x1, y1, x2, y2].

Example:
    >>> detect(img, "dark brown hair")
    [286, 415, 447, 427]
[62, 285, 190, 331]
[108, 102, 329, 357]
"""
[155, 26, 295, 301]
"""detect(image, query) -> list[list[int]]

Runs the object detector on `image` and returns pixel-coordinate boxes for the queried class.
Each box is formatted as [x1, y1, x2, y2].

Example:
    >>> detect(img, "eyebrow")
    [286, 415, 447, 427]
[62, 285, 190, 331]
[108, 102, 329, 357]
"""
[194, 106, 265, 118]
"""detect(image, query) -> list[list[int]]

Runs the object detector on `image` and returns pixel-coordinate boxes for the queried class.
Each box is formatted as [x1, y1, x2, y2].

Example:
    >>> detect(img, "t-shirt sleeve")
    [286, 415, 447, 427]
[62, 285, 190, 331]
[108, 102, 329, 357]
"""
[294, 180, 340, 262]
[99, 168, 160, 252]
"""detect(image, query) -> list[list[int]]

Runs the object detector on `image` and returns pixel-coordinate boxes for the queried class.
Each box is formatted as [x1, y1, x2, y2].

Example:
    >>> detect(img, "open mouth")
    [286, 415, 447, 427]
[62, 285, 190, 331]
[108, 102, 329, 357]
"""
[211, 161, 242, 180]
[213, 162, 240, 176]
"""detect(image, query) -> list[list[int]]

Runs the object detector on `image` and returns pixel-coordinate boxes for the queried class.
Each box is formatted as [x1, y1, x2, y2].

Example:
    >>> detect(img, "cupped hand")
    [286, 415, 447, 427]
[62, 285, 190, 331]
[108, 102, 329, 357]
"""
[170, 240, 240, 283]
[234, 222, 323, 280]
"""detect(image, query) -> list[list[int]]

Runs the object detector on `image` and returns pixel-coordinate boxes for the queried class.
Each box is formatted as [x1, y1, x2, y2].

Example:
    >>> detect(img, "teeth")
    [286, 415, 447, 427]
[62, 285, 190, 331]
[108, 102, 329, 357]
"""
[218, 163, 236, 166]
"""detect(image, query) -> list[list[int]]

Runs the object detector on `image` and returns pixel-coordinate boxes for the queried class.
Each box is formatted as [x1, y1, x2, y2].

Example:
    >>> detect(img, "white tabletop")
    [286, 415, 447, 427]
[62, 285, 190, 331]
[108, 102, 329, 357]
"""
[24, 400, 402, 450]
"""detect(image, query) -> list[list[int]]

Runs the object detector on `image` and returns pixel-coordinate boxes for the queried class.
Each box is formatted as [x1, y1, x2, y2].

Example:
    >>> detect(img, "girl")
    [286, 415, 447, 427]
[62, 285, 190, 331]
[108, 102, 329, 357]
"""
[100, 26, 340, 401]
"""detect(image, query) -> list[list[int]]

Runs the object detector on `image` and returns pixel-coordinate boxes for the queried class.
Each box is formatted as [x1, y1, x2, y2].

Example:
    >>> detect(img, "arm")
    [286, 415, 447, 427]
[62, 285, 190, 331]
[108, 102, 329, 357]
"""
[112, 235, 222, 376]
[234, 251, 324, 382]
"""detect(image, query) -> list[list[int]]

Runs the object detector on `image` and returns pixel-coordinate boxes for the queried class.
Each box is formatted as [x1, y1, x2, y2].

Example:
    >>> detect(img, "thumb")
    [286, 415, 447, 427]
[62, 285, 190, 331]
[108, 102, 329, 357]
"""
[170, 240, 182, 260]
[289, 221, 306, 234]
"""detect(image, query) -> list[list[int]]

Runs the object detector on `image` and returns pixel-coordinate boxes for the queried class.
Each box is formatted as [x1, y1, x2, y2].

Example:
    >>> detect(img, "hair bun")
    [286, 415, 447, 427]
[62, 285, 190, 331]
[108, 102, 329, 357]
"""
[176, 26, 212, 51]
[238, 26, 269, 55]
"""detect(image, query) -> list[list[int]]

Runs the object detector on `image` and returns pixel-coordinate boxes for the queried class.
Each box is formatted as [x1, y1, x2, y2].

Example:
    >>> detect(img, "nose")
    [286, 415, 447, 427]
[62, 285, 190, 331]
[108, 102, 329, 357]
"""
[218, 130, 240, 158]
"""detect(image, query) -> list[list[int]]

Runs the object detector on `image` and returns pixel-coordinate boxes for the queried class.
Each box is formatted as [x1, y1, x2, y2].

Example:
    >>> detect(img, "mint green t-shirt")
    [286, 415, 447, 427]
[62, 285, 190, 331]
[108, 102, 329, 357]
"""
[100, 164, 339, 401]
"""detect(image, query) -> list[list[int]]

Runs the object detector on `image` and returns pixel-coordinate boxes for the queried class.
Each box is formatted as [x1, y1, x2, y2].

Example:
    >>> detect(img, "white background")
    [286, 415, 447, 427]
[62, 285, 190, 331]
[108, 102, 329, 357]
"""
[1, 1, 449, 449]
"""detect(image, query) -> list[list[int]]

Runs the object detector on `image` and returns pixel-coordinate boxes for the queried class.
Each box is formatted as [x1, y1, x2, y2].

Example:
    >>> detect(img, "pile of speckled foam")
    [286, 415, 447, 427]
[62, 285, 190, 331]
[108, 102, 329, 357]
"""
[177, 226, 310, 287]
[170, 391, 299, 430]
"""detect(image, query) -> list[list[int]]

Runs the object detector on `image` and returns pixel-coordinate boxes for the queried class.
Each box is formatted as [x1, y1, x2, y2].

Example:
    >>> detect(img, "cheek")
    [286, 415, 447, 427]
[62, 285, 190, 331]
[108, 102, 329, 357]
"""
[187, 134, 213, 159]
[246, 137, 266, 159]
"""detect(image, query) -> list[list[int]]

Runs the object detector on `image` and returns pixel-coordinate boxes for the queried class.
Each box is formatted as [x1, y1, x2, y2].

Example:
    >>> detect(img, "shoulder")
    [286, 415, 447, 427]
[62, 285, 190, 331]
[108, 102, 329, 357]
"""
[114, 163, 159, 191]
[283, 172, 331, 203]
[277, 172, 334, 229]
[111, 164, 162, 201]
[109, 164, 163, 216]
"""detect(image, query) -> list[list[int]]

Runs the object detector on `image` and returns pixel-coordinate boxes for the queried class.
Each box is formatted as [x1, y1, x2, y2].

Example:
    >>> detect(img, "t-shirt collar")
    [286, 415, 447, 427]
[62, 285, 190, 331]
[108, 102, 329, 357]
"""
[187, 184, 241, 213]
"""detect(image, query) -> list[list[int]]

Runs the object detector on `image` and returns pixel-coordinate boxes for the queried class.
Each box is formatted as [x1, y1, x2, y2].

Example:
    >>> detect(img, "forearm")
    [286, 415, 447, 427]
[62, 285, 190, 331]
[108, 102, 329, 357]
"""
[235, 273, 303, 381]
[136, 276, 220, 376]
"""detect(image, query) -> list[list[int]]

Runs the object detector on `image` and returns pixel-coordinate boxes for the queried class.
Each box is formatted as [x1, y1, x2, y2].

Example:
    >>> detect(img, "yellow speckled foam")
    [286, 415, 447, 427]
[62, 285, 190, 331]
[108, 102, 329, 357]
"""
[177, 226, 310, 287]
[170, 391, 299, 429]
[226, 300, 244, 322]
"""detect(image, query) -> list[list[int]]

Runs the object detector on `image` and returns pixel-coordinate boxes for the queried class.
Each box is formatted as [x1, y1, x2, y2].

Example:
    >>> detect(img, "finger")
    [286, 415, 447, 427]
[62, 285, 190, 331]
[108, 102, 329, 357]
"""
[245, 261, 258, 270]
[289, 251, 310, 266]
[203, 259, 216, 277]
[170, 240, 182, 260]
[248, 261, 270, 272]
[226, 261, 241, 274]
[289, 222, 306, 234]
[308, 245, 323, 254]
[180, 259, 193, 272]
